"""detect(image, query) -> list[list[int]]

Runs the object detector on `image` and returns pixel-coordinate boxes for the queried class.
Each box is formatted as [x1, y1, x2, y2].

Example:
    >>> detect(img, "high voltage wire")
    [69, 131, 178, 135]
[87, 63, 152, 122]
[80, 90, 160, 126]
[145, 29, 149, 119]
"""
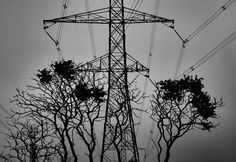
[136, 0, 160, 134]
[173, 43, 186, 79]
[132, 0, 144, 11]
[134, 0, 161, 161]
[173, 0, 236, 79]
[84, 0, 97, 59]
[0, 104, 11, 131]
[0, 66, 15, 131]
[187, 0, 236, 42]
[126, 0, 144, 21]
[67, 1, 86, 57]
[45, 0, 95, 59]
[69, 0, 97, 59]
[176, 30, 236, 79]
[43, 0, 70, 60]
[0, 104, 11, 116]
[0, 119, 10, 131]
[0, 62, 17, 131]
[0, 61, 19, 87]
[56, 0, 70, 60]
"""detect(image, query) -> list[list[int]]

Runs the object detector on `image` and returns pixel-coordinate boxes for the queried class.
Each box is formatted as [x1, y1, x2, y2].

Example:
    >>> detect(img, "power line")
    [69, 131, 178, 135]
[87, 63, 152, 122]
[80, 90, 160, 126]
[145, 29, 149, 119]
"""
[84, 0, 97, 59]
[136, 0, 160, 135]
[67, 1, 86, 57]
[43, 0, 70, 60]
[177, 30, 236, 79]
[0, 61, 19, 87]
[0, 104, 11, 132]
[132, 0, 144, 11]
[0, 104, 11, 116]
[126, 0, 144, 24]
[136, 1, 161, 161]
[173, 42, 186, 79]
[187, 0, 236, 42]
[0, 119, 10, 131]
[56, 0, 70, 60]
[173, 0, 236, 79]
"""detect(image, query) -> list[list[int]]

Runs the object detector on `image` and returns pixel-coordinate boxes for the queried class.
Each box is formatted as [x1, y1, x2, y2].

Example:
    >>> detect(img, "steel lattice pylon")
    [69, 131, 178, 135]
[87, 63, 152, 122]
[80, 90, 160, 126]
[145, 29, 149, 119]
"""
[44, 1, 174, 162]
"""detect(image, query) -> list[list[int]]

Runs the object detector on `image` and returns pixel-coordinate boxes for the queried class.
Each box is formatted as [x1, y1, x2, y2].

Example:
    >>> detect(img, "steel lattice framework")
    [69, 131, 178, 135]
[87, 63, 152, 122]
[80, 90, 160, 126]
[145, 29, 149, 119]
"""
[44, 1, 174, 162]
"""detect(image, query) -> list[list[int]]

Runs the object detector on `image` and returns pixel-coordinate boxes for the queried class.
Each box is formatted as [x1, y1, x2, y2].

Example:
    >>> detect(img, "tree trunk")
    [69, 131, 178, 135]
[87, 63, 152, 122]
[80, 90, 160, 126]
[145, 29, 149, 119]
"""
[164, 147, 171, 162]
[89, 153, 93, 162]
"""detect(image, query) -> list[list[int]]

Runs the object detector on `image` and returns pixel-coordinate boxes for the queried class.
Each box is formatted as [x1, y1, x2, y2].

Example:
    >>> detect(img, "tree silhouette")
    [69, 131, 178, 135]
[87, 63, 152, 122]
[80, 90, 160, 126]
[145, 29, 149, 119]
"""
[1, 118, 61, 162]
[5, 60, 106, 162]
[150, 75, 224, 162]
[2, 59, 143, 162]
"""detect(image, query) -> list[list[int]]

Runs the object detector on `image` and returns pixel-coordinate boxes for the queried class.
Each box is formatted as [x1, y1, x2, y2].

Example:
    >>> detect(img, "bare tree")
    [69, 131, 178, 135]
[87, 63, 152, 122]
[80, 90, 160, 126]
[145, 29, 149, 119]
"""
[6, 60, 106, 162]
[71, 79, 105, 162]
[3, 59, 143, 162]
[1, 118, 61, 162]
[150, 75, 224, 162]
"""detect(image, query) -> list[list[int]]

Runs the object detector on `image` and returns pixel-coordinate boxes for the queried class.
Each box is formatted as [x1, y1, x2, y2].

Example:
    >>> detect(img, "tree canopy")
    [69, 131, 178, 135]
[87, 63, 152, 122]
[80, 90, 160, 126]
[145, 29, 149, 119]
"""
[150, 75, 224, 162]
[2, 60, 106, 162]
[1, 60, 224, 162]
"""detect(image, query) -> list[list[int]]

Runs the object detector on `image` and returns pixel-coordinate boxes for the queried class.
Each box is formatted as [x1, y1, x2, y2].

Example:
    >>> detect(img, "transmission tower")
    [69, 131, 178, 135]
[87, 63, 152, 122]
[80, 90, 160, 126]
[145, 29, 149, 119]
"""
[44, 0, 174, 161]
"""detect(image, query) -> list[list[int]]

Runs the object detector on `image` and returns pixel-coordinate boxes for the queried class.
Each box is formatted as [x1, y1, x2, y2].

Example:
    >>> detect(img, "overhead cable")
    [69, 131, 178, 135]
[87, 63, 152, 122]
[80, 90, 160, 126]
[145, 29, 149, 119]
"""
[43, 0, 70, 60]
[84, 0, 97, 59]
[187, 0, 236, 42]
[125, 0, 144, 26]
[136, 0, 161, 161]
[173, 42, 186, 79]
[136, 0, 160, 135]
[173, 0, 236, 79]
[133, 0, 144, 11]
[0, 61, 19, 87]
[0, 119, 10, 131]
[56, 0, 70, 60]
[0, 104, 11, 116]
[130, 0, 144, 13]
[177, 30, 236, 79]
[143, 128, 159, 162]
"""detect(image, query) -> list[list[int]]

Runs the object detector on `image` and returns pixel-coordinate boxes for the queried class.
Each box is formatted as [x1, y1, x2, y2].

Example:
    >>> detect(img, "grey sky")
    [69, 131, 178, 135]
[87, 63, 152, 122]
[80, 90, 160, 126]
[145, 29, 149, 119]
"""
[0, 0, 236, 162]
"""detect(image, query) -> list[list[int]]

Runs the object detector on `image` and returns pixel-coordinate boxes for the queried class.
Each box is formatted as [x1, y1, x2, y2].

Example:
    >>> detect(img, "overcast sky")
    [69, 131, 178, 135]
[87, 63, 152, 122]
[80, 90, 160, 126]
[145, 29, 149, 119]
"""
[0, 0, 236, 162]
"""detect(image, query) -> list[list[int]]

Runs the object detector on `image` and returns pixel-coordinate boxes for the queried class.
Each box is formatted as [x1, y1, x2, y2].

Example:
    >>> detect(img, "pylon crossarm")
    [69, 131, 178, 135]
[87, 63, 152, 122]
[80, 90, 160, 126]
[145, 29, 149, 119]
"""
[43, 7, 110, 29]
[43, 7, 174, 29]
[126, 53, 149, 74]
[124, 7, 174, 27]
[78, 53, 149, 74]
[78, 53, 110, 72]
